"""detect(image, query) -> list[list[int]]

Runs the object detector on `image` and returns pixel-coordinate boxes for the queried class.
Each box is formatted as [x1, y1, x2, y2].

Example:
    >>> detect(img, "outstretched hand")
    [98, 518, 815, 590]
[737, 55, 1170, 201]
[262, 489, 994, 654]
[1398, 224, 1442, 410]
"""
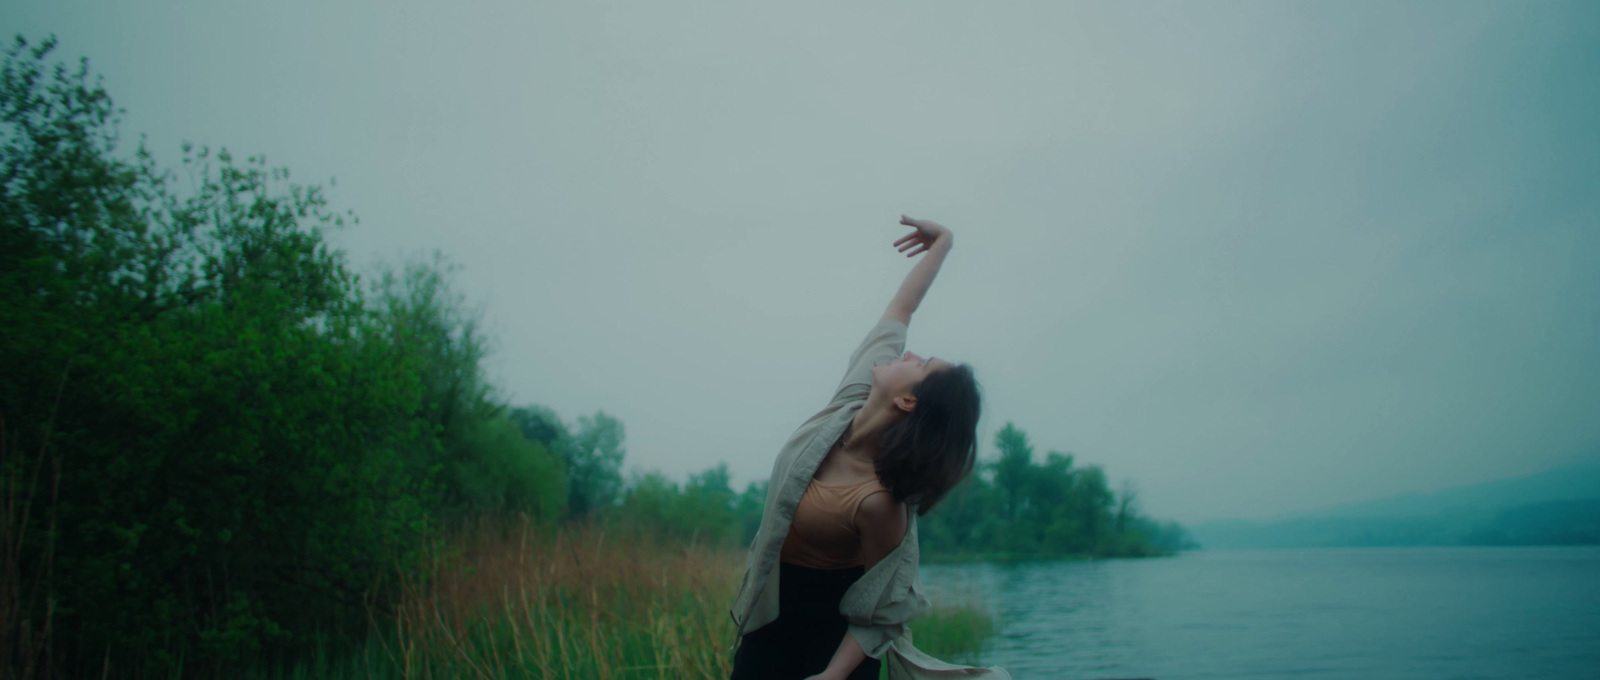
[895, 215, 951, 258]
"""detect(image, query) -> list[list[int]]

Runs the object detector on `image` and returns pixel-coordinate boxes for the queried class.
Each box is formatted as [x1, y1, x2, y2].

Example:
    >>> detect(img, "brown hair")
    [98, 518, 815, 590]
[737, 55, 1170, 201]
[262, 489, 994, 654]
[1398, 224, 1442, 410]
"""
[875, 363, 981, 516]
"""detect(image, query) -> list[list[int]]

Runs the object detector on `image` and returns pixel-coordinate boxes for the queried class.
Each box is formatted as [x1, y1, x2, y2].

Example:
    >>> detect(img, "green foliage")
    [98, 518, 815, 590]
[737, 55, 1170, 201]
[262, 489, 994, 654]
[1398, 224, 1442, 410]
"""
[451, 414, 566, 522]
[920, 421, 1190, 559]
[992, 423, 1034, 523]
[609, 463, 744, 546]
[2, 34, 417, 675]
[902, 600, 998, 667]
[734, 479, 768, 546]
[562, 411, 627, 520]
[0, 36, 567, 678]
[367, 253, 568, 522]
[507, 404, 567, 451]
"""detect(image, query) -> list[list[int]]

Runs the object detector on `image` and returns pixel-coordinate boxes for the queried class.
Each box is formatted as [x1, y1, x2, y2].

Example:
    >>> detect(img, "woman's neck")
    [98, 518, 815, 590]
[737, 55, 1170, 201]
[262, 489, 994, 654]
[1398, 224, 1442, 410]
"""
[841, 390, 903, 462]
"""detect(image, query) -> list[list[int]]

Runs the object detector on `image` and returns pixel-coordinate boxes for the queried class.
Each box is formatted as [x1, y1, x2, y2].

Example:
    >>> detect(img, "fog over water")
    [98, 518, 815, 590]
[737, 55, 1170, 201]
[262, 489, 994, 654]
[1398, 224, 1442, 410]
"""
[9, 1, 1598, 522]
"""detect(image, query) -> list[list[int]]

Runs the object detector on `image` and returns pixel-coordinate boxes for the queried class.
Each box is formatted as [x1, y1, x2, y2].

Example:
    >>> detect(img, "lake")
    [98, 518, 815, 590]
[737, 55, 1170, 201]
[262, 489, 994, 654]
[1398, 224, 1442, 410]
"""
[919, 547, 1600, 680]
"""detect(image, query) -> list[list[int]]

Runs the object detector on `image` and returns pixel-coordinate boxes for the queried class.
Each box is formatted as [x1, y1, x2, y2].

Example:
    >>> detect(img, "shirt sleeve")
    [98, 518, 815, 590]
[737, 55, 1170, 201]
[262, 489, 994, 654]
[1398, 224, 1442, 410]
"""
[829, 317, 909, 405]
[848, 621, 905, 660]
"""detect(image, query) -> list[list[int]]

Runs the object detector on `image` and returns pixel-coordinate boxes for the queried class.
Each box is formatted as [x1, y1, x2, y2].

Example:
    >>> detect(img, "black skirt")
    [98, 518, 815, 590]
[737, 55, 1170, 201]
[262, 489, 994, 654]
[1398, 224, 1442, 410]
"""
[729, 562, 883, 680]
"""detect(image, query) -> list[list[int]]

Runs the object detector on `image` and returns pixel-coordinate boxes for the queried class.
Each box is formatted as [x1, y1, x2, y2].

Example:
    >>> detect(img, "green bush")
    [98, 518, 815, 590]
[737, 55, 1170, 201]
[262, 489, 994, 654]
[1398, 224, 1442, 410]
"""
[0, 36, 564, 677]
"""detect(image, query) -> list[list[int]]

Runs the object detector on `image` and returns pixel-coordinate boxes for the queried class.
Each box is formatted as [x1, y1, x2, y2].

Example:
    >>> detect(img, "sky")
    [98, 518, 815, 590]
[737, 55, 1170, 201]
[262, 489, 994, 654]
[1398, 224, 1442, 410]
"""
[9, 1, 1598, 523]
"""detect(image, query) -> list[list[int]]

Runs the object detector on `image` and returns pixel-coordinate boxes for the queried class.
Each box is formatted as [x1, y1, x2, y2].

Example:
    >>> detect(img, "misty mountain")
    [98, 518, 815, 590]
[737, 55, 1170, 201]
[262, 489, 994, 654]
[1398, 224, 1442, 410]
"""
[1191, 462, 1600, 549]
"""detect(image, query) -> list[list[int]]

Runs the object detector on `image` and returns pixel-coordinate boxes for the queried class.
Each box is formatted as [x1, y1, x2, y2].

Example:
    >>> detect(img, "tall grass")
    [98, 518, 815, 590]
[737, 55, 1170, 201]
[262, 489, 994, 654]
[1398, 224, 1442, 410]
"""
[262, 518, 997, 680]
[384, 518, 737, 679]
[901, 600, 998, 666]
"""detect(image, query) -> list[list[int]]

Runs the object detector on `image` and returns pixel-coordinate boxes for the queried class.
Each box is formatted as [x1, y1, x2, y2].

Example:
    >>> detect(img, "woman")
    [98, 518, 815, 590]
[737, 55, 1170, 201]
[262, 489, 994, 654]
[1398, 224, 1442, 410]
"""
[728, 216, 1009, 680]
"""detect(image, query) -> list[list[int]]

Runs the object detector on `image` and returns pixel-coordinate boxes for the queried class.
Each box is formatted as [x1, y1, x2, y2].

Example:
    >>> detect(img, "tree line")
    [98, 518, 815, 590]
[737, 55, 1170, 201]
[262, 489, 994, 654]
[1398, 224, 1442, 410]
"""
[918, 423, 1194, 559]
[0, 36, 1185, 679]
[599, 422, 1196, 562]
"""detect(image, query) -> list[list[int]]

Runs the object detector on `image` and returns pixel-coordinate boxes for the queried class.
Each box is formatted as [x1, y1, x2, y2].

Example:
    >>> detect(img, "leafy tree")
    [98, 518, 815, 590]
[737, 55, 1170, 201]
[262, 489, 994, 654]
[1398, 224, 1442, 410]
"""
[452, 413, 566, 521]
[919, 422, 1183, 560]
[370, 253, 494, 511]
[0, 36, 568, 677]
[688, 462, 733, 496]
[1071, 464, 1115, 550]
[735, 480, 768, 546]
[0, 34, 436, 675]
[1027, 451, 1079, 550]
[1116, 479, 1139, 534]
[683, 463, 739, 543]
[611, 463, 739, 547]
[508, 404, 569, 451]
[918, 473, 999, 554]
[992, 422, 1034, 522]
[367, 253, 571, 523]
[564, 411, 626, 520]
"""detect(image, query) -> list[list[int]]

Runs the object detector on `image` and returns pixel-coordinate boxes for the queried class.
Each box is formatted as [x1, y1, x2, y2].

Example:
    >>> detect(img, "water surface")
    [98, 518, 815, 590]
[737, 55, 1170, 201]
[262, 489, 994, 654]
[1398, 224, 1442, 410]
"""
[920, 547, 1600, 680]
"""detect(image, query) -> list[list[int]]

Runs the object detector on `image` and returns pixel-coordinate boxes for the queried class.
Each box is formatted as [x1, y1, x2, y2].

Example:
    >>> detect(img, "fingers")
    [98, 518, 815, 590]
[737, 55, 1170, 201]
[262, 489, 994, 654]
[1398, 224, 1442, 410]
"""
[895, 217, 932, 257]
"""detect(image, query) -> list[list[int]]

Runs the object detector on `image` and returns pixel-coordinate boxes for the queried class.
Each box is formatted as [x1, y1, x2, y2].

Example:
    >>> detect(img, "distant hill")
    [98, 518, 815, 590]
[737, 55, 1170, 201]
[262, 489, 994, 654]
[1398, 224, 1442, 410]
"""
[1191, 463, 1600, 549]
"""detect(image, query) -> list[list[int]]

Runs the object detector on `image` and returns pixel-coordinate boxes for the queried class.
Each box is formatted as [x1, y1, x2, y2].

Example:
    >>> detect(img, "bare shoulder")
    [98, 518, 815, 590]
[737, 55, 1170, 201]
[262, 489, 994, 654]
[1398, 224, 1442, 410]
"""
[857, 489, 908, 568]
[856, 489, 908, 542]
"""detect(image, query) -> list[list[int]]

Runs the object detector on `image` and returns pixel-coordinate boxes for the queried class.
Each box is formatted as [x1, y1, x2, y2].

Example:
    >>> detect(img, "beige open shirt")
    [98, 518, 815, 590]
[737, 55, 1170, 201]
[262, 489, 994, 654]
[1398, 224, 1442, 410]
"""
[729, 318, 1011, 680]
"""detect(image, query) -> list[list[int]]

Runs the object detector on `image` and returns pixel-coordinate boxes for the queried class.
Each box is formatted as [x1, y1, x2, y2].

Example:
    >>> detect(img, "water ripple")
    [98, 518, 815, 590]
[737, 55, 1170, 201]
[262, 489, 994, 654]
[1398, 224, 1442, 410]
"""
[920, 547, 1600, 680]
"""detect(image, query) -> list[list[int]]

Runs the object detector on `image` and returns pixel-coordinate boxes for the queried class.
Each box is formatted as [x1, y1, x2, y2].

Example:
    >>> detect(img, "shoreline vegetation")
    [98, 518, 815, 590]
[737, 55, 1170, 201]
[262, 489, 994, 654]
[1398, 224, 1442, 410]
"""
[249, 520, 1000, 680]
[922, 551, 1181, 565]
[1, 37, 1175, 677]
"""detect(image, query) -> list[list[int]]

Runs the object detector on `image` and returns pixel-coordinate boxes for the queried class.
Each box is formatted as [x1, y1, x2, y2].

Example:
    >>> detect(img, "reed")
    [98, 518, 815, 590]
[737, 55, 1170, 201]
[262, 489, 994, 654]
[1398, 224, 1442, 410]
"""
[383, 517, 736, 680]
[898, 599, 998, 666]
[261, 518, 997, 679]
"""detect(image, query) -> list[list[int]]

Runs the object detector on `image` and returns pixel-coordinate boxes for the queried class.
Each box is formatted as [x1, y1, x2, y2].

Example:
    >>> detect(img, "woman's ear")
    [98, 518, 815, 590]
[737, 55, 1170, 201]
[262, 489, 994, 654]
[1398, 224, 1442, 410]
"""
[892, 394, 917, 414]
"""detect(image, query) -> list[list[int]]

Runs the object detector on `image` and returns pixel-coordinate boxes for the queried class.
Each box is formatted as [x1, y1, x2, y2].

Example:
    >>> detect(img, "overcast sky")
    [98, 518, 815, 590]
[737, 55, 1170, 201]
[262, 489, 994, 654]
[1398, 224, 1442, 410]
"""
[10, 1, 1598, 522]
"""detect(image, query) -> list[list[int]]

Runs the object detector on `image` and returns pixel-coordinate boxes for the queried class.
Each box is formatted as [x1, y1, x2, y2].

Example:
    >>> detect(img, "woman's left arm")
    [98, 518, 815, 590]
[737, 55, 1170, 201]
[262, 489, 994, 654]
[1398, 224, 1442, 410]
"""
[806, 493, 910, 680]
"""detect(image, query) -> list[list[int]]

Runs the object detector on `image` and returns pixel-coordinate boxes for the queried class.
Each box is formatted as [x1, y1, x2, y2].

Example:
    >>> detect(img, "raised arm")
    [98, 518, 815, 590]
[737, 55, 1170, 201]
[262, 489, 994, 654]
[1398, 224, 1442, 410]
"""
[883, 215, 954, 326]
[826, 216, 954, 406]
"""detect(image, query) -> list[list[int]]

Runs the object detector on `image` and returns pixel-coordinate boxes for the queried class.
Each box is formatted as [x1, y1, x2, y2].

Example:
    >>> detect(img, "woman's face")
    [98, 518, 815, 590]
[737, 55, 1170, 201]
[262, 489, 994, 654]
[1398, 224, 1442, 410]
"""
[872, 351, 952, 407]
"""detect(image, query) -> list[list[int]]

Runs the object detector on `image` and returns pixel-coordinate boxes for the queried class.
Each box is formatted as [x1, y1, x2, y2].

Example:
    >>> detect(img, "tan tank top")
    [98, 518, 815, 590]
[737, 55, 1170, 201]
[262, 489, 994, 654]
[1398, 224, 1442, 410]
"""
[779, 476, 891, 569]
